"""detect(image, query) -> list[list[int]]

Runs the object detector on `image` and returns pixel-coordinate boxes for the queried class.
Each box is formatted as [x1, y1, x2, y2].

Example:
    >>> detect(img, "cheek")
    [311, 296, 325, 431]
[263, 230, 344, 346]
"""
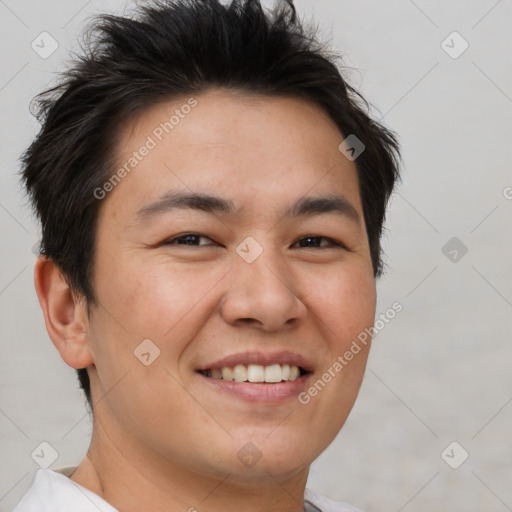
[296, 263, 375, 417]
[301, 263, 376, 348]
[299, 270, 375, 442]
[88, 257, 205, 426]
[95, 252, 229, 348]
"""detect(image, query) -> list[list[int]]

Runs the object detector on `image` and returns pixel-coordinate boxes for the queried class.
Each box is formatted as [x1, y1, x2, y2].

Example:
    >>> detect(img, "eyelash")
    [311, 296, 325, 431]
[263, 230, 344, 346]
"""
[163, 232, 348, 250]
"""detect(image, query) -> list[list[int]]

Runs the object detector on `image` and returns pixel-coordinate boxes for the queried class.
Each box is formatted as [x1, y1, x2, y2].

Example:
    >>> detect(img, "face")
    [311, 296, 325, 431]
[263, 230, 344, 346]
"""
[86, 89, 376, 483]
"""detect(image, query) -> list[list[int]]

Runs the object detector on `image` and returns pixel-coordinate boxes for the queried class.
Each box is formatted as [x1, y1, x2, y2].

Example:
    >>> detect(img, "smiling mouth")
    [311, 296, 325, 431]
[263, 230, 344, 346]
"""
[197, 363, 309, 383]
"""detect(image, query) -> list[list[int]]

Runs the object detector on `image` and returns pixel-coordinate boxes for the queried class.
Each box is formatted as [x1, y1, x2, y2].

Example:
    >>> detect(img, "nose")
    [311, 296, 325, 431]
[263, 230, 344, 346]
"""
[219, 242, 307, 331]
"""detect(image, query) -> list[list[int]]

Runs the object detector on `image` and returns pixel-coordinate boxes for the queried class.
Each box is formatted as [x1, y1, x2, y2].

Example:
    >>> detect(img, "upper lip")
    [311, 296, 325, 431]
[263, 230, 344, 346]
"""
[196, 350, 314, 372]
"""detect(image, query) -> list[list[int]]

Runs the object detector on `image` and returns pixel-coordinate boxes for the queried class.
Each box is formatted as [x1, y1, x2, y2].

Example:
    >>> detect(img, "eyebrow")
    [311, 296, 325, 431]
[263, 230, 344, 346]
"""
[136, 191, 361, 224]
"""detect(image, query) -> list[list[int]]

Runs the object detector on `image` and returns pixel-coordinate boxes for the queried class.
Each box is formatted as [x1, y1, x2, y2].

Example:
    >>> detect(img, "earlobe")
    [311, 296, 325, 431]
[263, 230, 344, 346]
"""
[34, 256, 94, 370]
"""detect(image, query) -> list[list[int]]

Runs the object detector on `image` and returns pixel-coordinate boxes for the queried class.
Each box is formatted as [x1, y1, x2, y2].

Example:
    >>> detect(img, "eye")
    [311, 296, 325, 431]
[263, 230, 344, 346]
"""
[163, 233, 215, 246]
[292, 235, 346, 249]
[161, 233, 347, 250]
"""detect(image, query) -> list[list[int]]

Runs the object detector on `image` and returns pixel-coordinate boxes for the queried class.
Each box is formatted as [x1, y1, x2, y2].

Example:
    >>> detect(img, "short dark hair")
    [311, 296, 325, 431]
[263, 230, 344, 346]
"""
[21, 0, 401, 411]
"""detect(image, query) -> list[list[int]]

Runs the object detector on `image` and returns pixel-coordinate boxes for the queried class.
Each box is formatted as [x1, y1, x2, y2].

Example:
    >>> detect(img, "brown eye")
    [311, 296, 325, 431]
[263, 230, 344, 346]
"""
[293, 236, 344, 249]
[164, 233, 215, 246]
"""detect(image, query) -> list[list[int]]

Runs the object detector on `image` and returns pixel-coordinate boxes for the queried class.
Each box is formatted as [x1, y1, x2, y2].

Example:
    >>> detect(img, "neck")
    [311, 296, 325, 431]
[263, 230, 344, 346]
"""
[70, 417, 309, 512]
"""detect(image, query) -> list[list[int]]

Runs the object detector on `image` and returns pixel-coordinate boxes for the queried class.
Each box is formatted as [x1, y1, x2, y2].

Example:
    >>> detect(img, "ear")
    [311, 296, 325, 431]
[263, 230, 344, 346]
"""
[34, 256, 94, 369]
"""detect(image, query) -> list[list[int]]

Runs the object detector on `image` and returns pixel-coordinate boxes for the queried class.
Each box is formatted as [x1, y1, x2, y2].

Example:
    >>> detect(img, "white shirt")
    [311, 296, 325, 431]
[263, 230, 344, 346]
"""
[11, 467, 363, 512]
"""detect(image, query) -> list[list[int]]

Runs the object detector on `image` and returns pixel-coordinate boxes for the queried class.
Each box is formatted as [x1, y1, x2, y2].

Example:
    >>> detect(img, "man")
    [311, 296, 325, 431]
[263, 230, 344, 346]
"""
[14, 0, 401, 510]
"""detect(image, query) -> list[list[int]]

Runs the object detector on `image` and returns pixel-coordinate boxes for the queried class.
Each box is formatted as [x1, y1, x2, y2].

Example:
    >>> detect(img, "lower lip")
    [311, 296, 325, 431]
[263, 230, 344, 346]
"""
[197, 373, 312, 403]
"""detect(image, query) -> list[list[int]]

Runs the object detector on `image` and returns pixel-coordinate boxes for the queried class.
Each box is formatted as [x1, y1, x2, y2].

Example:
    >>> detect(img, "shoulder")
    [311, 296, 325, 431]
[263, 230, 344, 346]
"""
[304, 487, 364, 512]
[10, 468, 118, 512]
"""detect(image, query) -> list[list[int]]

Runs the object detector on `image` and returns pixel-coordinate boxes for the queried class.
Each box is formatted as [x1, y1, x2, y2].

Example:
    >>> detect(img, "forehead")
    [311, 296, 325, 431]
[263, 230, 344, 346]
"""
[103, 89, 362, 222]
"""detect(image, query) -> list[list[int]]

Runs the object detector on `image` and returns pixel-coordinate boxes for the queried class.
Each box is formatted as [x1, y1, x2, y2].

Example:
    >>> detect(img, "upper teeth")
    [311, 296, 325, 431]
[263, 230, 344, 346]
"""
[204, 364, 301, 382]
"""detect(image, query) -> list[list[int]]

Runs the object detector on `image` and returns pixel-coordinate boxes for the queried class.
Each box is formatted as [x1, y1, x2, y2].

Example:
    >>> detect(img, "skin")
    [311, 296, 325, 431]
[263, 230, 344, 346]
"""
[34, 89, 376, 512]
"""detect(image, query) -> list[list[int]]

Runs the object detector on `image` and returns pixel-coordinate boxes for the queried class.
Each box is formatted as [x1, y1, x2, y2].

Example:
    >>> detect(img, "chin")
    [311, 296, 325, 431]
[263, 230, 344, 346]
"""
[228, 454, 311, 484]
[225, 429, 320, 480]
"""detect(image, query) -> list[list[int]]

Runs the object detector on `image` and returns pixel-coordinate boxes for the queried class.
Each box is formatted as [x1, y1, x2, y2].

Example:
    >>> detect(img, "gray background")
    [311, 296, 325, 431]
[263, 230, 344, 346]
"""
[1, 0, 511, 511]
